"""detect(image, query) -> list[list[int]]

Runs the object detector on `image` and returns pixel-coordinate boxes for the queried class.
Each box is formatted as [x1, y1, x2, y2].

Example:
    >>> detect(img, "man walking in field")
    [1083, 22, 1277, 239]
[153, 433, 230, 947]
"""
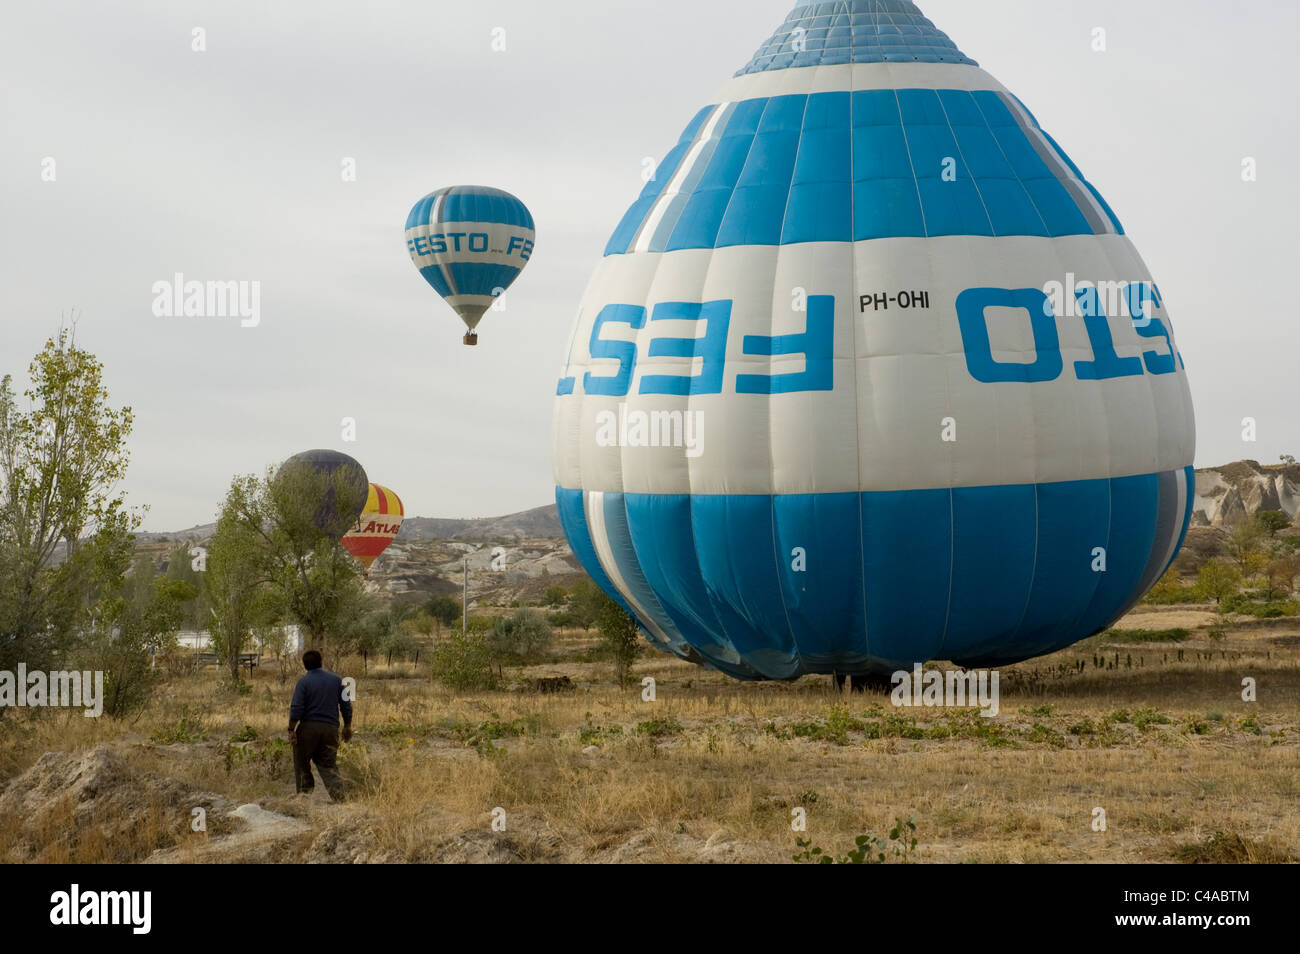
[288, 650, 353, 801]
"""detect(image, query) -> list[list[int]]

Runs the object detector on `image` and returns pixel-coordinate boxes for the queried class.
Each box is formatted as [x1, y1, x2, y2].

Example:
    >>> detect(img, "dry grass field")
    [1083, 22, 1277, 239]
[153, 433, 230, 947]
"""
[1, 603, 1297, 864]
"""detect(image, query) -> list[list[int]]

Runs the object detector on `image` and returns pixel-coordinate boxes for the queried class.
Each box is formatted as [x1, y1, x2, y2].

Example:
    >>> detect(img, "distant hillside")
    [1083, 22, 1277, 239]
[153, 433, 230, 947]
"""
[135, 524, 215, 544]
[398, 504, 561, 541]
[1192, 459, 1300, 528]
[138, 504, 561, 544]
[133, 503, 575, 605]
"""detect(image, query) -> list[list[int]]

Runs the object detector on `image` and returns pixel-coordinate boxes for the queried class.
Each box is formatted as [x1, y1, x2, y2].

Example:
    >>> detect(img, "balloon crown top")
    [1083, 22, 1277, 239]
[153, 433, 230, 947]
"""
[406, 185, 534, 231]
[738, 0, 976, 76]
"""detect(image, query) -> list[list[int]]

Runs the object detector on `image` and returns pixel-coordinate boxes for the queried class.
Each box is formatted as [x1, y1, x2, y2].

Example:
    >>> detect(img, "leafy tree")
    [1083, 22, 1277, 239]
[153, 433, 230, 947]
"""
[430, 632, 497, 691]
[424, 595, 461, 633]
[264, 464, 369, 655]
[380, 623, 418, 666]
[164, 541, 206, 628]
[1195, 558, 1243, 606]
[80, 548, 194, 717]
[1226, 519, 1268, 576]
[1255, 511, 1292, 536]
[338, 603, 398, 667]
[567, 578, 603, 631]
[542, 585, 568, 607]
[487, 609, 554, 664]
[593, 589, 640, 687]
[209, 464, 369, 659]
[548, 609, 576, 630]
[1144, 568, 1198, 604]
[0, 330, 137, 672]
[1265, 555, 1300, 598]
[206, 476, 283, 684]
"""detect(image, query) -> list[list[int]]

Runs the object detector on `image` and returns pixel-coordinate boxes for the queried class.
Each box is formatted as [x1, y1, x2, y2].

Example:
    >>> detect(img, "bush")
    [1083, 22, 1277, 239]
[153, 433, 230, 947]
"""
[1221, 595, 1300, 618]
[487, 609, 554, 663]
[423, 596, 461, 631]
[1143, 569, 1201, 604]
[594, 592, 640, 687]
[430, 633, 498, 691]
[1195, 559, 1243, 604]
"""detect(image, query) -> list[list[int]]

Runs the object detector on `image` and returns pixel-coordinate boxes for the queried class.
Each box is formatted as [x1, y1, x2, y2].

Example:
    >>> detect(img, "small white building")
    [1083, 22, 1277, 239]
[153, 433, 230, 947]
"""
[174, 625, 303, 653]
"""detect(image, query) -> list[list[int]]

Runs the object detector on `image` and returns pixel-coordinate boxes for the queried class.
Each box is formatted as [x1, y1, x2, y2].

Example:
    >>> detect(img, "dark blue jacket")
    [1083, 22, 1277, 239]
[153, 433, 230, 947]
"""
[289, 668, 352, 729]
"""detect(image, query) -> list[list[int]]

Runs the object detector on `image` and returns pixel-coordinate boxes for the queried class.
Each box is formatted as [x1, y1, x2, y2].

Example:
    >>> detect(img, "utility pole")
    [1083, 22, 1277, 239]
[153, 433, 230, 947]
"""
[463, 553, 468, 635]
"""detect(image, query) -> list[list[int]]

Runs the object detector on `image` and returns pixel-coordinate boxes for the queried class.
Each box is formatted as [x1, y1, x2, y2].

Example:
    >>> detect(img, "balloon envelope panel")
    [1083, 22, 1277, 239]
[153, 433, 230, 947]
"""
[552, 0, 1196, 679]
[342, 484, 405, 570]
[406, 185, 535, 332]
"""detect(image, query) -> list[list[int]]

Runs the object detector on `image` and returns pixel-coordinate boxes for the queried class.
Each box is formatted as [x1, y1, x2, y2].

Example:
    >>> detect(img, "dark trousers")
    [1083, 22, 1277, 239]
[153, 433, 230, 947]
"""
[293, 721, 344, 801]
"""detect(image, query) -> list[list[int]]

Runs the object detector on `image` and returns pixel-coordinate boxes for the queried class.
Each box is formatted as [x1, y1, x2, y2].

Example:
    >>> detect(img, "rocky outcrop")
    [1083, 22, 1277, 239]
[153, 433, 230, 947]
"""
[1191, 460, 1300, 529]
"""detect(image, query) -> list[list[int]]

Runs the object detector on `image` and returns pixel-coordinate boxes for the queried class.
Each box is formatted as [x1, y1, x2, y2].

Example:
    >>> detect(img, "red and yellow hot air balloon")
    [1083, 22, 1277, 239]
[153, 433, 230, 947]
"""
[341, 484, 404, 570]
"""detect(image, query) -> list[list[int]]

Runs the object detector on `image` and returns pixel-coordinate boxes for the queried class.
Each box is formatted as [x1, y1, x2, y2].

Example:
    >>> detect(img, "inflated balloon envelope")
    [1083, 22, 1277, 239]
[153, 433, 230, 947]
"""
[406, 185, 536, 346]
[552, 0, 1196, 680]
[275, 449, 370, 543]
[342, 483, 405, 570]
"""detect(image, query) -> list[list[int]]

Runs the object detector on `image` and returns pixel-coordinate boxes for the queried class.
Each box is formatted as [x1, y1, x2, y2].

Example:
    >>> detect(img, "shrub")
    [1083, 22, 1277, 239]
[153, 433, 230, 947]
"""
[1102, 627, 1189, 643]
[430, 633, 498, 691]
[1143, 569, 1201, 604]
[794, 817, 918, 864]
[487, 609, 554, 663]
[595, 594, 640, 687]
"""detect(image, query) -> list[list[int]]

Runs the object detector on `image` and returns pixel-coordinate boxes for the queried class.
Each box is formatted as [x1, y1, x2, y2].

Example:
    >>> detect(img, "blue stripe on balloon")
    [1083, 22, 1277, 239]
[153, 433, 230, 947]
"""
[440, 191, 534, 228]
[595, 493, 695, 660]
[407, 187, 534, 230]
[417, 264, 452, 298]
[689, 495, 802, 679]
[1045, 473, 1161, 658]
[405, 194, 434, 231]
[554, 487, 638, 618]
[603, 106, 716, 256]
[556, 488, 766, 679]
[654, 101, 761, 252]
[938, 483, 1039, 662]
[1037, 127, 1126, 234]
[1166, 466, 1195, 575]
[557, 469, 1190, 677]
[860, 488, 952, 668]
[443, 262, 522, 298]
[772, 492, 867, 669]
[712, 95, 807, 249]
[783, 92, 853, 244]
[607, 89, 1115, 253]
[996, 478, 1111, 662]
[622, 493, 768, 679]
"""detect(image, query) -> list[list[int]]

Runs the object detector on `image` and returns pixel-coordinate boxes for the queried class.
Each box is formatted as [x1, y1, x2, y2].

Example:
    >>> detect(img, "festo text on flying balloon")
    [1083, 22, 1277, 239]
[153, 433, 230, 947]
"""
[406, 233, 534, 260]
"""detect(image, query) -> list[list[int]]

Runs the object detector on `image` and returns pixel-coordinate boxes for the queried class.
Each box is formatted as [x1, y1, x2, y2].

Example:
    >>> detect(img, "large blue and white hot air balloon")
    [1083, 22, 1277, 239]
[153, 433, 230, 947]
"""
[406, 185, 535, 346]
[552, 0, 1195, 680]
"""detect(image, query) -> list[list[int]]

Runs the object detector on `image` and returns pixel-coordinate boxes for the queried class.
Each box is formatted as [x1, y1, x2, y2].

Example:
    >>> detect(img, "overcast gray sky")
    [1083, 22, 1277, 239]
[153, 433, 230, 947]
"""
[2, 0, 1296, 530]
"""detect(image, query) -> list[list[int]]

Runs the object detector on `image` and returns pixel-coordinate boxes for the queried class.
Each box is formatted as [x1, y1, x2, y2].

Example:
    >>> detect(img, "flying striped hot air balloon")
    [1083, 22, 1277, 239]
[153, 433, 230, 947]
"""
[405, 185, 535, 346]
[552, 0, 1195, 681]
[342, 484, 405, 570]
